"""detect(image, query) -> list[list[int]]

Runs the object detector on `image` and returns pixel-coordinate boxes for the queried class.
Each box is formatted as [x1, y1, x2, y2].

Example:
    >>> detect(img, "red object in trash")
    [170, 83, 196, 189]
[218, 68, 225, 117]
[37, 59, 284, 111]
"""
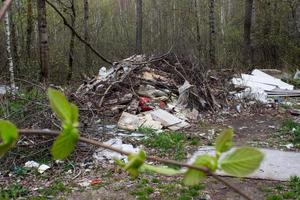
[139, 97, 153, 111]
[90, 179, 102, 186]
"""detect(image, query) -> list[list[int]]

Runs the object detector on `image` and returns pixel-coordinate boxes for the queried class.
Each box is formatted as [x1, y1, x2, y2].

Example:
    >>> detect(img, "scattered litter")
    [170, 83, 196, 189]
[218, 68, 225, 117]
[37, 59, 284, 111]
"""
[93, 138, 139, 163]
[24, 161, 51, 174]
[38, 164, 51, 174]
[117, 112, 140, 131]
[232, 69, 294, 102]
[294, 70, 300, 79]
[24, 161, 40, 168]
[284, 143, 294, 149]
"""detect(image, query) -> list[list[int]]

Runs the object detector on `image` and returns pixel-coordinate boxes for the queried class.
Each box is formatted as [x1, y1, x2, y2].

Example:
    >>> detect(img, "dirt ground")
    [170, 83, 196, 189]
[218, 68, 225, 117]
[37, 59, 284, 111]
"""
[0, 107, 298, 200]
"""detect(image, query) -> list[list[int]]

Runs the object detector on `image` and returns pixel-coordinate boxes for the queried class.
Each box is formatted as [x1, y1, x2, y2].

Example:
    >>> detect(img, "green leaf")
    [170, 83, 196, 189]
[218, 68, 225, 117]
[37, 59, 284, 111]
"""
[220, 147, 264, 177]
[124, 150, 146, 178]
[51, 127, 79, 160]
[0, 120, 19, 157]
[48, 88, 71, 122]
[183, 154, 217, 186]
[215, 128, 234, 154]
[140, 164, 182, 176]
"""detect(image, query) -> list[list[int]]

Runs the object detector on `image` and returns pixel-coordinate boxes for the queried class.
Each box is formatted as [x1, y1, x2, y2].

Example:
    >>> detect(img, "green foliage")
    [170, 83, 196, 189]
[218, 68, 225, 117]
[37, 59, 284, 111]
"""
[50, 128, 79, 160]
[141, 164, 182, 176]
[116, 150, 147, 178]
[280, 119, 300, 145]
[47, 88, 79, 160]
[0, 120, 19, 157]
[0, 184, 28, 199]
[215, 128, 234, 156]
[184, 154, 217, 186]
[140, 128, 191, 160]
[265, 176, 300, 200]
[37, 180, 71, 197]
[220, 147, 264, 177]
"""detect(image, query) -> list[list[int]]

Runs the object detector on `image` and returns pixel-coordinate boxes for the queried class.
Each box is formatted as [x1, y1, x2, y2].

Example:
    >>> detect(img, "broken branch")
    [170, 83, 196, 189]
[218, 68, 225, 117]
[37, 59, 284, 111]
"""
[45, 0, 112, 65]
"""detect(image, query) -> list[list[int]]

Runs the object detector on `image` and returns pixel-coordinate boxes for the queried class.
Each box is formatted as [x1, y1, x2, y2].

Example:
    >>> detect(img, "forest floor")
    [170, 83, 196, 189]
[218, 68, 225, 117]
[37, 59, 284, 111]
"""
[1, 102, 300, 200]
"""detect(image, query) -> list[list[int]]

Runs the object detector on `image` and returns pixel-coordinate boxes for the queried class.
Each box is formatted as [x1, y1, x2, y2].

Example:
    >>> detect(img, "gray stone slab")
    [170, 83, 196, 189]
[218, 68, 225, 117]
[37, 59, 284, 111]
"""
[189, 146, 300, 181]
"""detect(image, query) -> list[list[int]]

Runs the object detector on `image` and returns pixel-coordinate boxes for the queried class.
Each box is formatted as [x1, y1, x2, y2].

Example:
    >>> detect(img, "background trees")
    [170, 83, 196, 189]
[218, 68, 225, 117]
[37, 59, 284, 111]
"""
[0, 0, 299, 84]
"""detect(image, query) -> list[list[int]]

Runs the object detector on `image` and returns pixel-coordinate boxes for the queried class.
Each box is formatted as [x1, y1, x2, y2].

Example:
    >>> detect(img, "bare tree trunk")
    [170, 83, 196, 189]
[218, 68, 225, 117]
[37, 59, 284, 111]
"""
[135, 0, 143, 54]
[9, 6, 19, 74]
[83, 0, 90, 68]
[194, 0, 202, 62]
[209, 0, 216, 67]
[26, 0, 33, 60]
[243, 0, 254, 66]
[37, 0, 49, 84]
[296, 2, 300, 34]
[220, 0, 225, 37]
[67, 0, 76, 83]
[4, 11, 16, 95]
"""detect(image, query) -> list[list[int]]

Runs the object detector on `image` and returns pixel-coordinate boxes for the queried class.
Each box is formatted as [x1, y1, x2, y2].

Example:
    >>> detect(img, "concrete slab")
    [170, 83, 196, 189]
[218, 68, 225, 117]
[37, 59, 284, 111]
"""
[189, 146, 300, 181]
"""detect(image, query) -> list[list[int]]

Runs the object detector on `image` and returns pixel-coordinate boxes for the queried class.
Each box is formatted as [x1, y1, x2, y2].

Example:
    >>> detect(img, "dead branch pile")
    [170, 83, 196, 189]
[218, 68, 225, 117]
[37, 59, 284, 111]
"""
[73, 53, 233, 120]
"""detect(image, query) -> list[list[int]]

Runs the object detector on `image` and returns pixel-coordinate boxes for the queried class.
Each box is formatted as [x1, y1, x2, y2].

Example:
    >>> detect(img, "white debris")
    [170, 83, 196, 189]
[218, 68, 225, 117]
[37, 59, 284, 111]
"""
[24, 161, 50, 174]
[0, 85, 8, 95]
[117, 112, 140, 131]
[38, 164, 51, 174]
[232, 69, 294, 102]
[138, 113, 163, 130]
[24, 161, 40, 168]
[93, 138, 139, 163]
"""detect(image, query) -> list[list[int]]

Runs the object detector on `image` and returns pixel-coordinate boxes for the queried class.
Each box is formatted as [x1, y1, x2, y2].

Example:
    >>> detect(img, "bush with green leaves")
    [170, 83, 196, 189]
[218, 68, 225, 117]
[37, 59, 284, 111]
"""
[0, 88, 264, 199]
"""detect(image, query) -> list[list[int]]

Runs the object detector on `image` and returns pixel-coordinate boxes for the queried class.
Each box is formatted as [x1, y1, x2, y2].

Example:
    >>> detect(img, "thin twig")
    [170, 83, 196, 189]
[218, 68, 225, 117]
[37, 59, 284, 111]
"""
[19, 129, 253, 200]
[45, 0, 112, 65]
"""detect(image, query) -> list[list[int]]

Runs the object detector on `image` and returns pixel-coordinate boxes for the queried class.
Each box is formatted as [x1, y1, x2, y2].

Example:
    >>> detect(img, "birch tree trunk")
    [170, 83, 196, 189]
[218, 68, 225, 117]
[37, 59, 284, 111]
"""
[135, 0, 143, 54]
[209, 0, 216, 67]
[243, 0, 254, 66]
[4, 11, 16, 95]
[83, 0, 91, 68]
[220, 0, 225, 37]
[37, 0, 49, 84]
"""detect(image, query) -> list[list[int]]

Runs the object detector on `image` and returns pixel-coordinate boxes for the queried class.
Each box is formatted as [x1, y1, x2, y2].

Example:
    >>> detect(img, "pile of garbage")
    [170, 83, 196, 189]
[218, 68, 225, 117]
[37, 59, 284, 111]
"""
[75, 54, 230, 131]
[232, 69, 300, 103]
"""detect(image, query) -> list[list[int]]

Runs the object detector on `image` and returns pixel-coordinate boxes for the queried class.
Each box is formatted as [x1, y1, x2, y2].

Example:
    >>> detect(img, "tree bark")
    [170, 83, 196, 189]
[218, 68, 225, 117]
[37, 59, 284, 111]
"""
[8, 6, 19, 74]
[67, 0, 76, 83]
[243, 0, 254, 66]
[83, 0, 91, 69]
[37, 0, 49, 84]
[4, 10, 16, 95]
[296, 2, 300, 34]
[26, 0, 33, 59]
[209, 0, 216, 67]
[135, 0, 143, 54]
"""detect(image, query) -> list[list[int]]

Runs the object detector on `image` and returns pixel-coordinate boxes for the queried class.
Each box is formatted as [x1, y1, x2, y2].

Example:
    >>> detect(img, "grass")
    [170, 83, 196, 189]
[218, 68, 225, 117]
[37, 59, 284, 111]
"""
[131, 177, 204, 200]
[138, 127, 200, 160]
[0, 88, 46, 119]
[265, 176, 300, 200]
[0, 180, 71, 200]
[0, 184, 29, 200]
[280, 119, 300, 146]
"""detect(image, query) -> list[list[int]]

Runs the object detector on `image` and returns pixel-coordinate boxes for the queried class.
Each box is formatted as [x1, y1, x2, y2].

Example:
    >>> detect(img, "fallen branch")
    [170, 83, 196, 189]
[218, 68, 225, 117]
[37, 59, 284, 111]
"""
[45, 0, 112, 65]
[0, 0, 13, 21]
[19, 128, 253, 200]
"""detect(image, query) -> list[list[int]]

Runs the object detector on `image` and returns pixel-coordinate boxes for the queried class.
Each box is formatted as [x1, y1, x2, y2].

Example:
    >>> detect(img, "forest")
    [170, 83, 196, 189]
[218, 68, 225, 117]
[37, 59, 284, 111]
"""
[1, 0, 300, 200]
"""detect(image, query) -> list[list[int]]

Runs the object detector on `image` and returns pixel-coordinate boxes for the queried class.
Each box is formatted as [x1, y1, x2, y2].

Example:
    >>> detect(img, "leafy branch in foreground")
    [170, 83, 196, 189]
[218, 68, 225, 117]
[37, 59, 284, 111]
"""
[0, 88, 264, 200]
